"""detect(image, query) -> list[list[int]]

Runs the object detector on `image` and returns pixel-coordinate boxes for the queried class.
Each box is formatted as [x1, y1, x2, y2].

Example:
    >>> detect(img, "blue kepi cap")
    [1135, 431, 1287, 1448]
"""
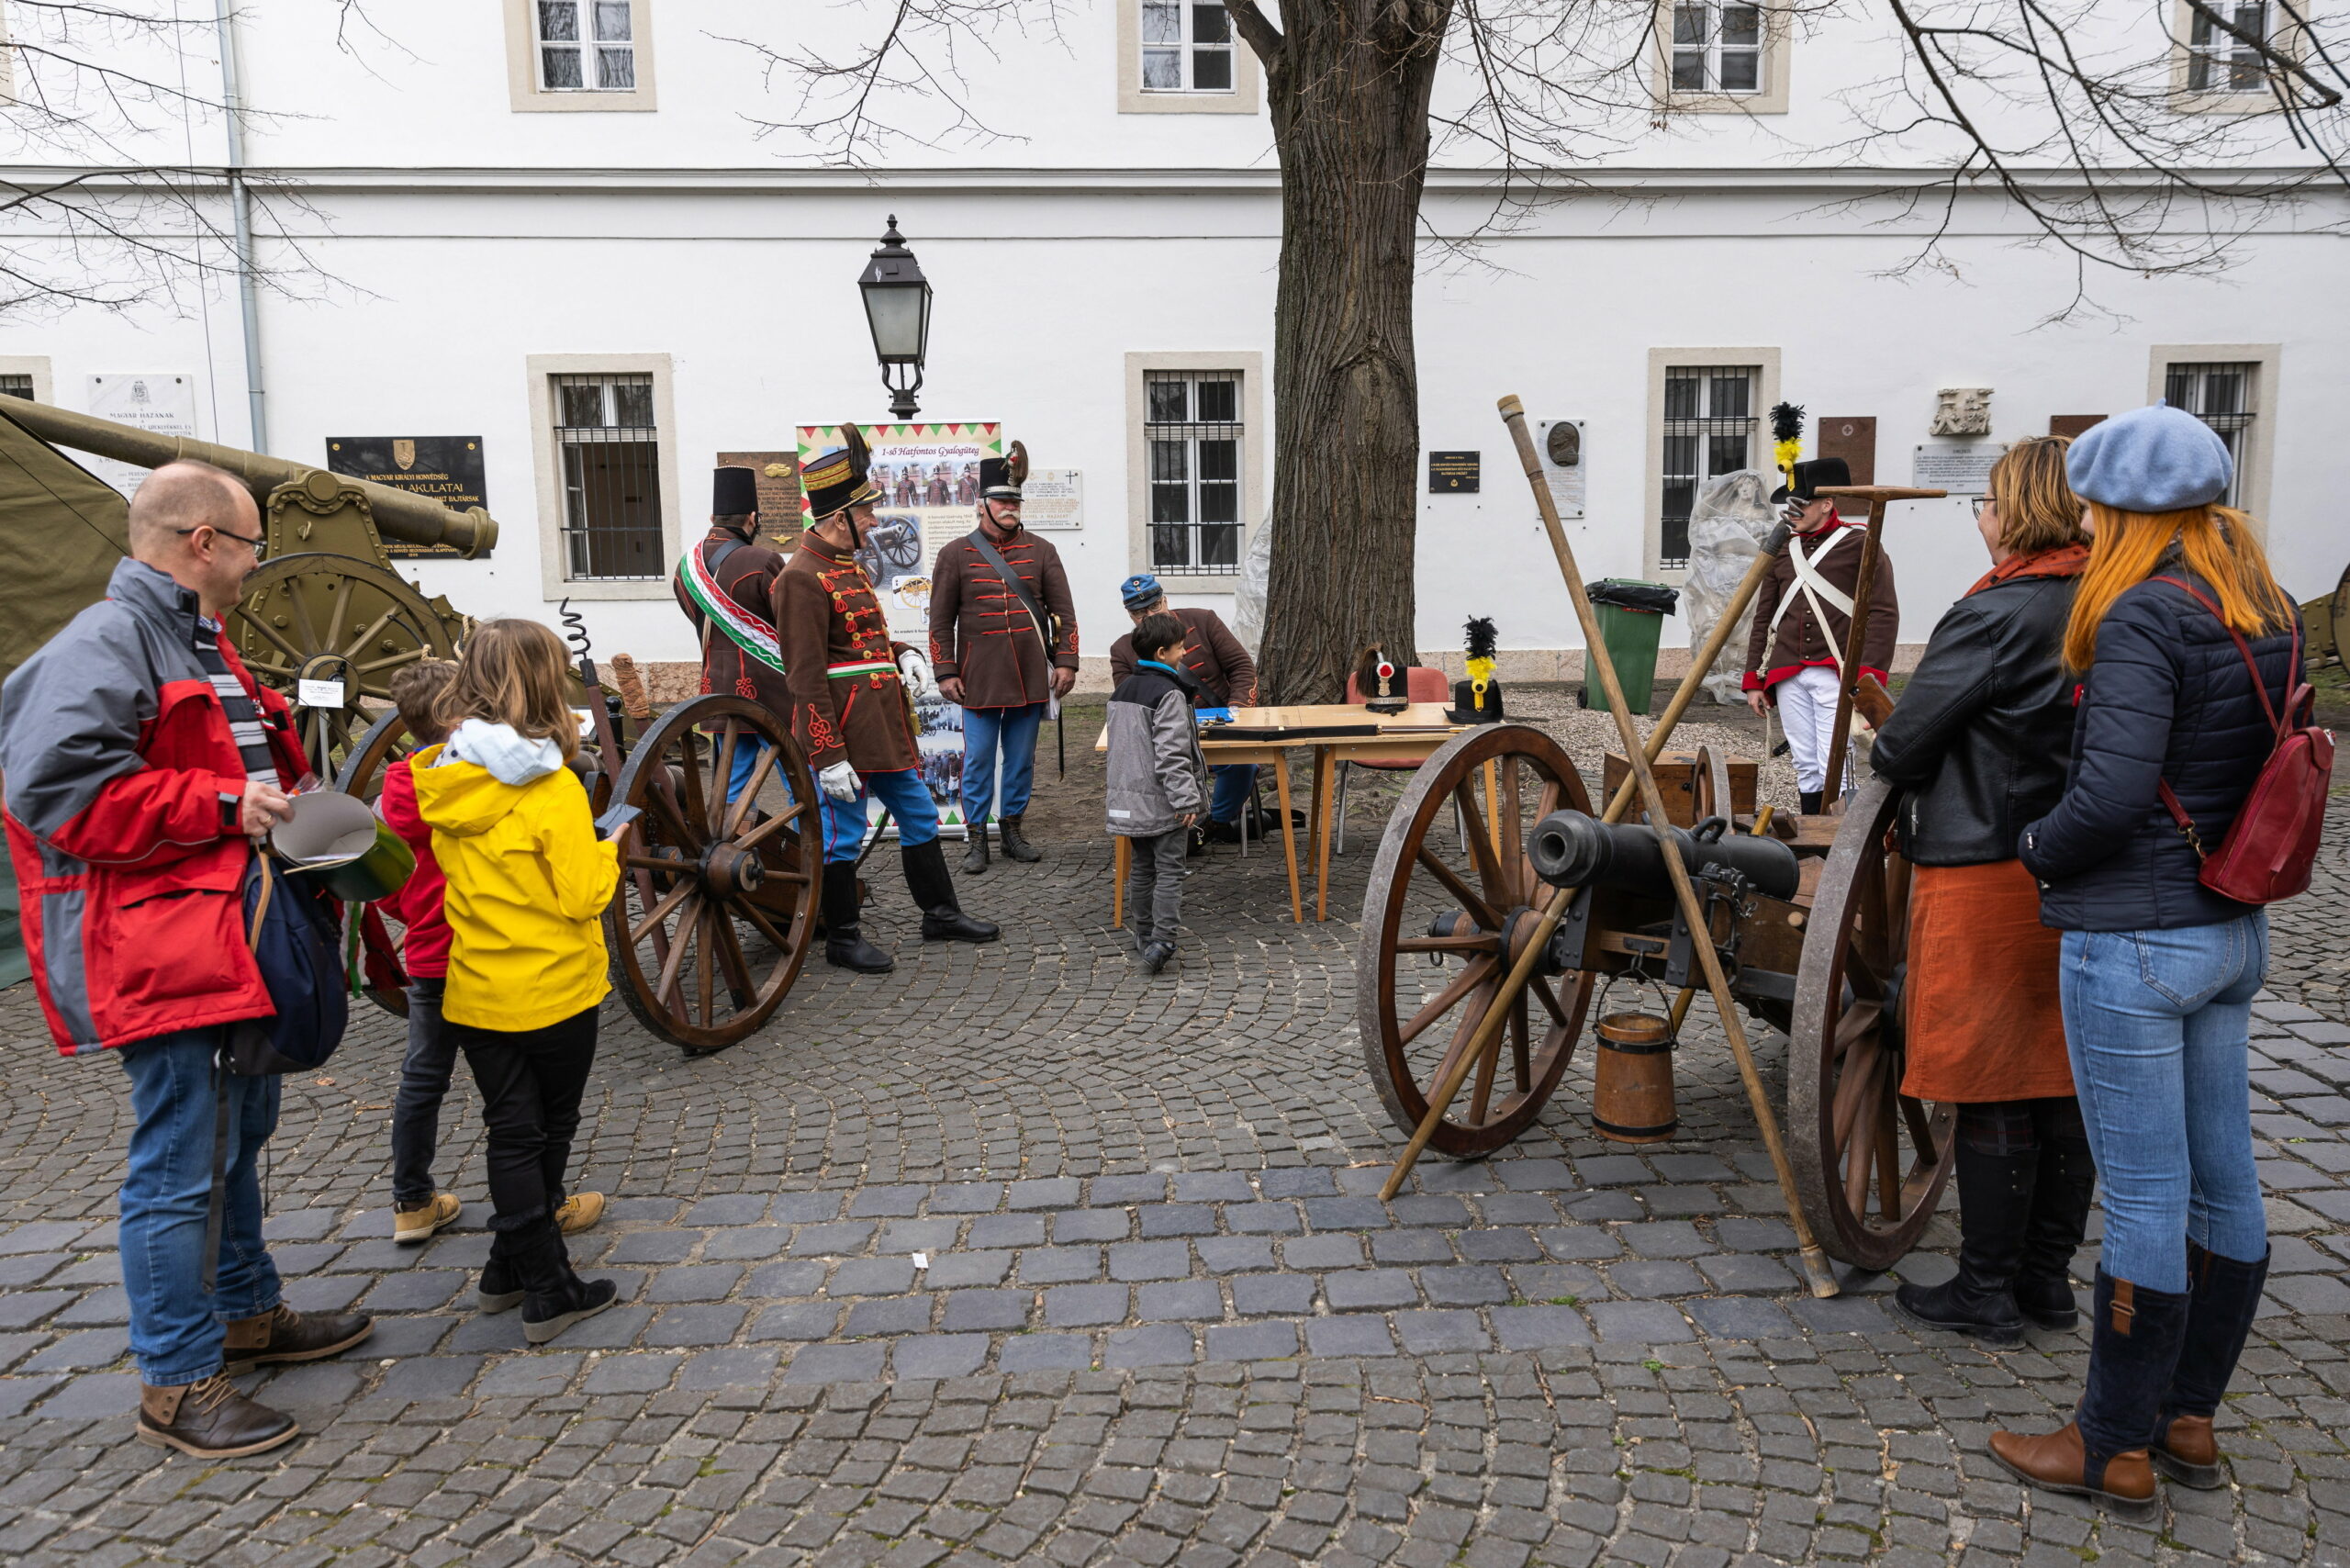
[1121, 573, 1164, 610]
[2065, 400, 2234, 513]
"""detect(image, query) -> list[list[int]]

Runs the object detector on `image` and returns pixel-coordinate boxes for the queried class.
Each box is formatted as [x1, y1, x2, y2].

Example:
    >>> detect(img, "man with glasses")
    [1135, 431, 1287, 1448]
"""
[0, 461, 372, 1458]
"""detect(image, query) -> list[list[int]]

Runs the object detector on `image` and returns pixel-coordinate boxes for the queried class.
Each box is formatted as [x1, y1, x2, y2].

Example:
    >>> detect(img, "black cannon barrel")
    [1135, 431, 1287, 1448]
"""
[1529, 808, 1800, 902]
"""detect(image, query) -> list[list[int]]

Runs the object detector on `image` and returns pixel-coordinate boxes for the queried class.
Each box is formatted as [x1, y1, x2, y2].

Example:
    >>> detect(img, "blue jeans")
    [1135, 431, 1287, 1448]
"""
[2061, 915, 2269, 1292]
[389, 978, 453, 1205]
[822, 767, 940, 863]
[117, 1029, 283, 1385]
[961, 702, 1046, 823]
[1209, 764, 1257, 824]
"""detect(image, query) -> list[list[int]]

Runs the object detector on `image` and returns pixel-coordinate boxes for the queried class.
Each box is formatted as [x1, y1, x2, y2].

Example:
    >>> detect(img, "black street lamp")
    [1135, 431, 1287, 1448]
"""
[857, 216, 933, 420]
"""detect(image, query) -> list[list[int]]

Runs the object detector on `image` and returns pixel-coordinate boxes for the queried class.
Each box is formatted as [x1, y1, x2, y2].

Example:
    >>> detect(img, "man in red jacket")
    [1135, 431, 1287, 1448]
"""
[0, 463, 372, 1458]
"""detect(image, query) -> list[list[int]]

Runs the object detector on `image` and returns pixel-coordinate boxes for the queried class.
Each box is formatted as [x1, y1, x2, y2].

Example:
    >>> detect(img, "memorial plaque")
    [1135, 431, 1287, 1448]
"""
[1538, 420, 1585, 519]
[326, 436, 489, 558]
[86, 374, 196, 498]
[1427, 451, 1481, 493]
[1911, 442, 2008, 497]
[1816, 416, 1877, 487]
[1019, 468, 1083, 529]
[716, 450, 802, 544]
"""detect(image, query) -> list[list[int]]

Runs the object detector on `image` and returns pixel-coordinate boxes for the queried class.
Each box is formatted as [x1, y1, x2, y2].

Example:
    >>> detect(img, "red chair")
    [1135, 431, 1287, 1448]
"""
[1337, 666, 1453, 854]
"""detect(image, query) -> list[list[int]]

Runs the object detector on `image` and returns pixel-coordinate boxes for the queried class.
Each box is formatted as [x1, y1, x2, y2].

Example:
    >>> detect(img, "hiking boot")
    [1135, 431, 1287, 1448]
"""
[137, 1374, 299, 1459]
[220, 1305, 374, 1376]
[998, 814, 1042, 863]
[555, 1192, 606, 1235]
[962, 823, 990, 875]
[393, 1192, 462, 1245]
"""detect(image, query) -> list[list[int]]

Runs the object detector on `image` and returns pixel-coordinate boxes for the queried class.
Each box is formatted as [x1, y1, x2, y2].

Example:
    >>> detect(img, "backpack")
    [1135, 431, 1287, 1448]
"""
[2154, 577, 2334, 905]
[226, 851, 350, 1076]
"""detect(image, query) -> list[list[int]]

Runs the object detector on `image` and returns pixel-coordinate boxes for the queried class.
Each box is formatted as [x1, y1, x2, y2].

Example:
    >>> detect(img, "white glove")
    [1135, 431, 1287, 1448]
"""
[818, 760, 861, 801]
[897, 648, 940, 703]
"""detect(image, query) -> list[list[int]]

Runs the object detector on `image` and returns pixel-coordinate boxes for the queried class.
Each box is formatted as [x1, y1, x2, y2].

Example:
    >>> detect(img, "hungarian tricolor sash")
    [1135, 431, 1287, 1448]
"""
[677, 543, 785, 676]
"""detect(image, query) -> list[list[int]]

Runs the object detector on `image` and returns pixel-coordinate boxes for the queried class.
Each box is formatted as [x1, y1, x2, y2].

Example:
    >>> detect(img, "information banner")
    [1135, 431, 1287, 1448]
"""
[796, 420, 1002, 834]
[324, 436, 490, 557]
[84, 374, 196, 498]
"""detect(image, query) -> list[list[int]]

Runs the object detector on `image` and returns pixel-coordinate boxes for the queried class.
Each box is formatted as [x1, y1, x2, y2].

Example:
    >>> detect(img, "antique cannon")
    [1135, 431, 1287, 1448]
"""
[0, 398, 486, 770]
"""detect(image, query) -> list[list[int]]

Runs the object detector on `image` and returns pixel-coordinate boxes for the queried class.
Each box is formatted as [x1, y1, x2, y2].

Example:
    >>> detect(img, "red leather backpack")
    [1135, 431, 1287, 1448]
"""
[2154, 577, 2333, 905]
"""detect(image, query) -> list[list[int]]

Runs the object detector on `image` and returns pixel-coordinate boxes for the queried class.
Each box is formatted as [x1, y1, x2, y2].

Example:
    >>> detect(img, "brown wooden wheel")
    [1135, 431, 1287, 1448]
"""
[1358, 723, 1597, 1159]
[605, 695, 820, 1056]
[1690, 744, 1734, 825]
[333, 708, 420, 1019]
[1786, 771, 1954, 1270]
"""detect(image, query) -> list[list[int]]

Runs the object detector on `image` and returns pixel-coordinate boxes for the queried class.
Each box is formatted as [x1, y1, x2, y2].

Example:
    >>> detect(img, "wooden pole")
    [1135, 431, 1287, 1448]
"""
[1377, 511, 1793, 1200]
[1404, 394, 1840, 1297]
[1818, 498, 1886, 802]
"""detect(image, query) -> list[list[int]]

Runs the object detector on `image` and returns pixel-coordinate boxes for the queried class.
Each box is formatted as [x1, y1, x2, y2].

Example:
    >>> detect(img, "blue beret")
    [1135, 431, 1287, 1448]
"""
[1120, 573, 1164, 610]
[2065, 401, 2233, 513]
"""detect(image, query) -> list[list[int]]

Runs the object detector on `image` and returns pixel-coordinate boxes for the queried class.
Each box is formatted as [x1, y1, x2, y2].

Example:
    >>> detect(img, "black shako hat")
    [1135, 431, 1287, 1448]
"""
[1772, 456, 1852, 504]
[802, 427, 881, 521]
[979, 440, 1030, 503]
[713, 465, 759, 517]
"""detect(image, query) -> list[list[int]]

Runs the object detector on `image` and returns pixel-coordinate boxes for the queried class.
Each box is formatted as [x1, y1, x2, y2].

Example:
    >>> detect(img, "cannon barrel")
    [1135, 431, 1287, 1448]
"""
[0, 399, 496, 557]
[1530, 808, 1800, 902]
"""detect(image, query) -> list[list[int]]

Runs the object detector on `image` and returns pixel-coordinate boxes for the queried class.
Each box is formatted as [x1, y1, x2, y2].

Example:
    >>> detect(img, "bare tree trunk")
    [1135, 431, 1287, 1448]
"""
[1237, 2, 1450, 704]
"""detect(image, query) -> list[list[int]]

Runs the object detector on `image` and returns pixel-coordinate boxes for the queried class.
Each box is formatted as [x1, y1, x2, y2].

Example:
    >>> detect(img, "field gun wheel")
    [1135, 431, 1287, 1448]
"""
[1786, 773, 1955, 1270]
[605, 695, 820, 1057]
[229, 553, 455, 775]
[1358, 724, 1597, 1158]
[1689, 745, 1733, 824]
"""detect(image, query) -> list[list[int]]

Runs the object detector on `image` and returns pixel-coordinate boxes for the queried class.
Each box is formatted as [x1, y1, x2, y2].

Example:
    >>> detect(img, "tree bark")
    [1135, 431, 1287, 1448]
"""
[1240, 1, 1451, 704]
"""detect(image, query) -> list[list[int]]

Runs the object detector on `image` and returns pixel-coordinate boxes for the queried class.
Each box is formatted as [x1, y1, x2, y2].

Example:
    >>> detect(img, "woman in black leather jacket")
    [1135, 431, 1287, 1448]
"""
[1871, 437, 2091, 1350]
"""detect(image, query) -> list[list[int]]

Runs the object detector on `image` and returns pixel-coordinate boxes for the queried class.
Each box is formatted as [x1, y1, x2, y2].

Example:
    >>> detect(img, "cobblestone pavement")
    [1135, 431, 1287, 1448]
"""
[2, 719, 2348, 1568]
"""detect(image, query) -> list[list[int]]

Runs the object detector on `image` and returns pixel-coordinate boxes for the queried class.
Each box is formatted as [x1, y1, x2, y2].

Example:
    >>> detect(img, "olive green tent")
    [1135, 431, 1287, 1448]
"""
[0, 403, 131, 986]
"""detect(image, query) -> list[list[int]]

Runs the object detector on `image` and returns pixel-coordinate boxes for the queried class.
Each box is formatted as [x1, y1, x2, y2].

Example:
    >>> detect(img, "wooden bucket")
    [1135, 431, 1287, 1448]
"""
[1592, 1011, 1677, 1143]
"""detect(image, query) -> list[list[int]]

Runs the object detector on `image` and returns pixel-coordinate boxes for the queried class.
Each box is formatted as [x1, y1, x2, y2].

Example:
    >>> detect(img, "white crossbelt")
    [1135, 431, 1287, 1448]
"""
[1768, 527, 1856, 671]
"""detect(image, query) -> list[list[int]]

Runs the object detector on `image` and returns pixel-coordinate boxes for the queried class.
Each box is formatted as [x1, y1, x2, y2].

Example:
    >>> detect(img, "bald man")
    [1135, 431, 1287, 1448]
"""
[0, 461, 372, 1458]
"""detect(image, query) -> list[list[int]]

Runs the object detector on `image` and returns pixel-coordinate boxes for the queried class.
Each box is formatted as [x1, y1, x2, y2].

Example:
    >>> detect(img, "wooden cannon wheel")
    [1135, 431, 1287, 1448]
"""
[1786, 772, 1956, 1270]
[230, 553, 455, 776]
[604, 695, 821, 1056]
[1357, 724, 1597, 1158]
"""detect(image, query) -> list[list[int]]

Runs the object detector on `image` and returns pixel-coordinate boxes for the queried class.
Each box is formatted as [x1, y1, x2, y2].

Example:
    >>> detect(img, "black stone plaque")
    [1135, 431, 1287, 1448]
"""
[1427, 450, 1480, 494]
[325, 436, 489, 558]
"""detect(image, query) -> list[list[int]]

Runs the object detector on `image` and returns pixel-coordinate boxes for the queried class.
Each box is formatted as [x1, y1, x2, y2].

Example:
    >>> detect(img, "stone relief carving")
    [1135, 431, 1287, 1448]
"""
[1931, 387, 1993, 437]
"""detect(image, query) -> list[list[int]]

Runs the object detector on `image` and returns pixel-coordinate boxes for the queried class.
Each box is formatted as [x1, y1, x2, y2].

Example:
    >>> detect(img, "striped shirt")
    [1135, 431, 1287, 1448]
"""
[194, 615, 278, 783]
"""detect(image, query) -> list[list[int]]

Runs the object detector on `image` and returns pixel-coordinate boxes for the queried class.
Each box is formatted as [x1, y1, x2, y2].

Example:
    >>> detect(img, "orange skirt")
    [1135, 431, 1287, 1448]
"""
[1899, 858, 2074, 1103]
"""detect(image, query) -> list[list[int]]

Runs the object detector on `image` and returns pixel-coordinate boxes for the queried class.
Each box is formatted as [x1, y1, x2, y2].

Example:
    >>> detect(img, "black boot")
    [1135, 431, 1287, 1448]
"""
[2015, 1104, 2098, 1330]
[1990, 1270, 2187, 1519]
[478, 1226, 524, 1313]
[1893, 1131, 2032, 1347]
[1798, 790, 1824, 815]
[821, 861, 894, 973]
[510, 1214, 617, 1345]
[998, 813, 1043, 863]
[903, 839, 1000, 943]
[2152, 1243, 2270, 1488]
[962, 822, 990, 875]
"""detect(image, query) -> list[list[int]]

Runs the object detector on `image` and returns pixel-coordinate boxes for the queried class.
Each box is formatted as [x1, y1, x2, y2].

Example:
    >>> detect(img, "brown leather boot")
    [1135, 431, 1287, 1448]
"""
[1987, 1421, 2157, 1518]
[137, 1374, 299, 1458]
[220, 1304, 375, 1376]
[2153, 1412, 2224, 1489]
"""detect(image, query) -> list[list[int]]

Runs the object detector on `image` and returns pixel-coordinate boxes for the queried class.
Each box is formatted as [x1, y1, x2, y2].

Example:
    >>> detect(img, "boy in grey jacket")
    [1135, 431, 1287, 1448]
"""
[1105, 612, 1211, 973]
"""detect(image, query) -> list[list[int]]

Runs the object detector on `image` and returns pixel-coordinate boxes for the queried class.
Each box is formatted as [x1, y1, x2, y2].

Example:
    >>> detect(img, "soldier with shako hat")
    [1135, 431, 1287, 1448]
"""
[927, 438, 1080, 873]
[674, 465, 790, 801]
[778, 432, 997, 972]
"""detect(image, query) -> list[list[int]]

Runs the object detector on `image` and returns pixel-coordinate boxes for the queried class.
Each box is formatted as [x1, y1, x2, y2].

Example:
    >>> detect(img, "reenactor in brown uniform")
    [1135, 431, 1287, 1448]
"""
[776, 440, 997, 973]
[927, 441, 1081, 872]
[673, 466, 789, 802]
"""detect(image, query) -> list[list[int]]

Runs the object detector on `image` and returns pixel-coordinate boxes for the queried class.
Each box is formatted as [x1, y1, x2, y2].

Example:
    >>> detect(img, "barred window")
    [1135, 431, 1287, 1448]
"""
[554, 372, 663, 580]
[538, 0, 635, 91]
[2165, 361, 2257, 508]
[1146, 370, 1243, 575]
[2188, 1, 2268, 92]
[1660, 364, 1759, 569]
[1672, 2, 1763, 94]
[0, 375, 31, 400]
[1140, 2, 1236, 93]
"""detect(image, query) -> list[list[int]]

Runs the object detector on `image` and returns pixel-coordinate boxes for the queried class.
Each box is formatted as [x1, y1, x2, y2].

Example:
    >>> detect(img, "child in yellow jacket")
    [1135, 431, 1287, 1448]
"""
[411, 618, 621, 1345]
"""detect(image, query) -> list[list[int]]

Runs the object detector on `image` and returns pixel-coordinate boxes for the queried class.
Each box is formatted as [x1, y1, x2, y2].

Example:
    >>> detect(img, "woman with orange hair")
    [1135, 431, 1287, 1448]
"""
[1988, 404, 2303, 1516]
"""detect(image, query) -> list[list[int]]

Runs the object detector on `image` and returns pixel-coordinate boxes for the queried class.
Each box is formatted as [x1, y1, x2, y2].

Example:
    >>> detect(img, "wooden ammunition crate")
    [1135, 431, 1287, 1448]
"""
[1603, 750, 1758, 828]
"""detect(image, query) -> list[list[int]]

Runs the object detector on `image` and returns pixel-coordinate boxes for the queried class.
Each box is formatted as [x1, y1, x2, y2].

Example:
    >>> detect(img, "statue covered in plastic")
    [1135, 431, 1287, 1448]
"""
[1684, 469, 1781, 703]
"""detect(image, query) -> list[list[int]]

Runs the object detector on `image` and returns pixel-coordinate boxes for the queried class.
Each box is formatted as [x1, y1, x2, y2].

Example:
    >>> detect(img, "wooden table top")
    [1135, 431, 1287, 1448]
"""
[1093, 702, 1465, 752]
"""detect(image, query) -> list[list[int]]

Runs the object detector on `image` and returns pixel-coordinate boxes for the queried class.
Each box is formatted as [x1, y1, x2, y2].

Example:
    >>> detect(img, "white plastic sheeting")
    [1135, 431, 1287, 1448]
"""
[1684, 470, 1780, 704]
[1231, 510, 1274, 655]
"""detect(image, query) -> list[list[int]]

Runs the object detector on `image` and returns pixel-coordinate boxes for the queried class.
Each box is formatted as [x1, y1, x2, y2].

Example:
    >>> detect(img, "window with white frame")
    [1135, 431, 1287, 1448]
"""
[1146, 370, 1243, 574]
[553, 372, 664, 579]
[2187, 1, 2271, 92]
[1141, 1, 1236, 93]
[1660, 365, 1760, 569]
[2165, 360, 2258, 507]
[1672, 2, 1764, 94]
[536, 0, 635, 92]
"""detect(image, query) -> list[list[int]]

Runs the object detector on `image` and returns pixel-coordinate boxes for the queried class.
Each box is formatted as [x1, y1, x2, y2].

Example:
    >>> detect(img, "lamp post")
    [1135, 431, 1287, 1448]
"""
[857, 216, 933, 420]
